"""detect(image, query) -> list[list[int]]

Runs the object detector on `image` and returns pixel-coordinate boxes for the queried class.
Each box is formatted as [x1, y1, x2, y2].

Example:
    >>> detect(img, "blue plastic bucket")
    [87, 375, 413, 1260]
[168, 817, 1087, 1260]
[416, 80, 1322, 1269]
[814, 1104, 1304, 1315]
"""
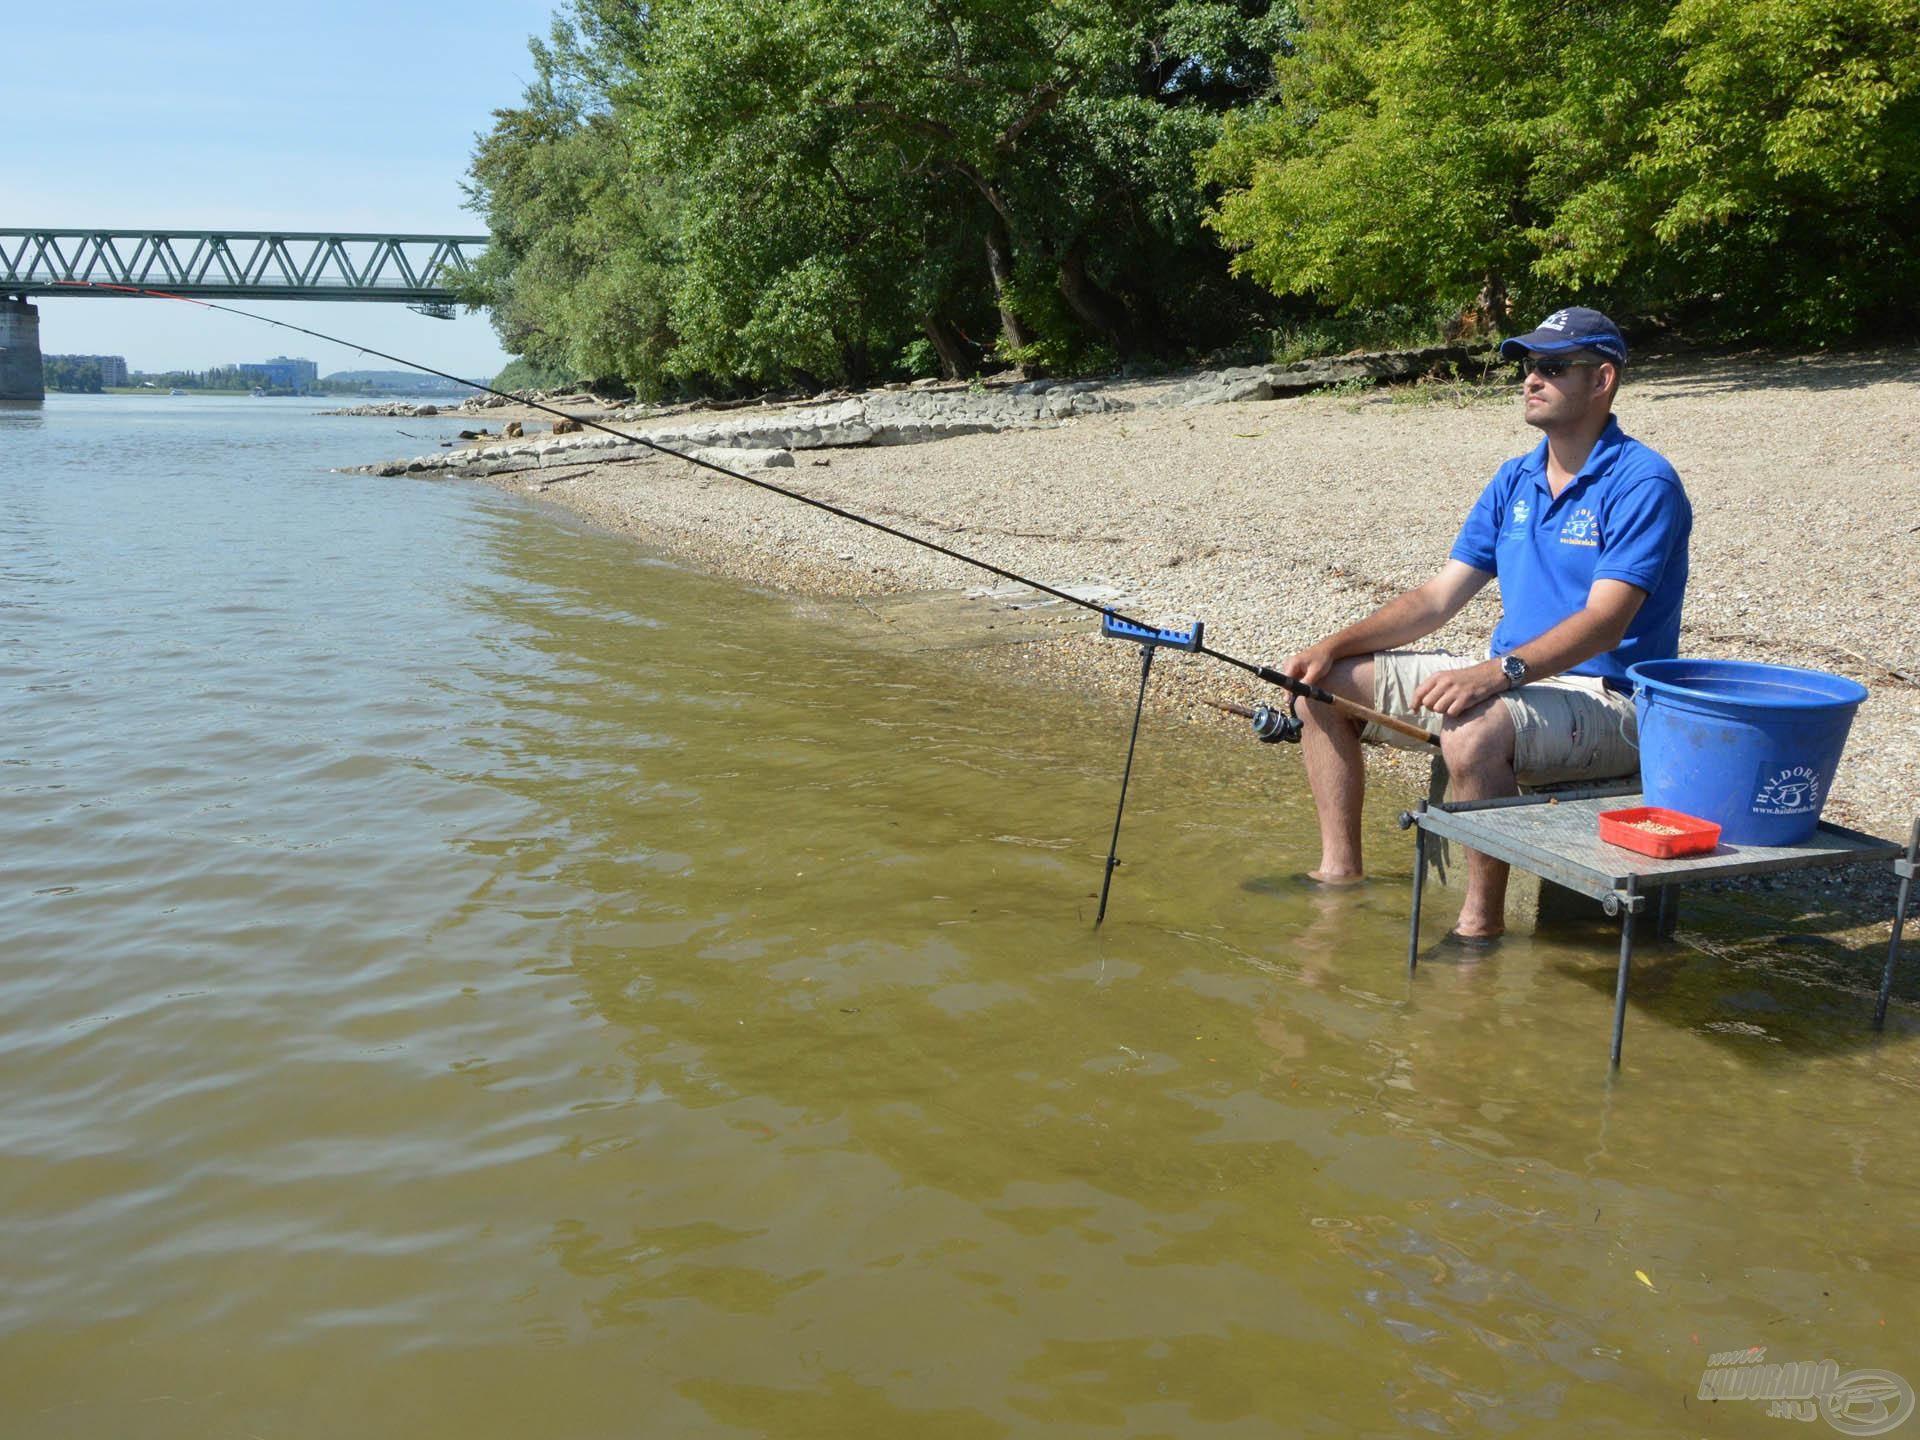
[1627, 659, 1868, 846]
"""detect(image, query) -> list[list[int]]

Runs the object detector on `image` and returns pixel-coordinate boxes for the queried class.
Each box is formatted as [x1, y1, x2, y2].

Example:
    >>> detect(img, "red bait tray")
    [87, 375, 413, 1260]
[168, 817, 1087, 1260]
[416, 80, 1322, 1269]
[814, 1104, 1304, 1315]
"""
[1598, 806, 1722, 858]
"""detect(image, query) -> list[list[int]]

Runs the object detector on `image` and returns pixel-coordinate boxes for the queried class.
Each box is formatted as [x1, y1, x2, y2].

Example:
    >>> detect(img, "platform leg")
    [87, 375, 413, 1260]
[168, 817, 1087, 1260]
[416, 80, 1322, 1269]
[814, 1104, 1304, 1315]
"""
[1408, 806, 1428, 973]
[1610, 880, 1638, 1068]
[1656, 886, 1680, 941]
[1874, 817, 1919, 1030]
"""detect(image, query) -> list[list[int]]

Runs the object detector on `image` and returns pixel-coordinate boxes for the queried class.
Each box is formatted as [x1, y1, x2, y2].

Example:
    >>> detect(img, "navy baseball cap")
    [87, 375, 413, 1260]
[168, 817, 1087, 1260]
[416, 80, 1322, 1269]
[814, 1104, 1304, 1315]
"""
[1498, 307, 1628, 364]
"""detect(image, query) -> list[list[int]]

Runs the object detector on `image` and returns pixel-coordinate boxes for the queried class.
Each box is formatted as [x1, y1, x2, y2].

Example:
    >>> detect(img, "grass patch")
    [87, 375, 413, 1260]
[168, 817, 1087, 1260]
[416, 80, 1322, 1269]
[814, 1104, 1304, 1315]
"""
[1317, 375, 1376, 404]
[1306, 356, 1510, 410]
[1385, 368, 1511, 408]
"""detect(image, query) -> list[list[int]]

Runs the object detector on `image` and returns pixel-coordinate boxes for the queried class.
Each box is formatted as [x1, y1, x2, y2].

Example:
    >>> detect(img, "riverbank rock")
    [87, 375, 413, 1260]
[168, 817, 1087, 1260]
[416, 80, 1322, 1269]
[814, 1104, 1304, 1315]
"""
[362, 431, 799, 479]
[681, 446, 794, 471]
[323, 401, 450, 417]
[353, 345, 1494, 479]
[1165, 345, 1493, 406]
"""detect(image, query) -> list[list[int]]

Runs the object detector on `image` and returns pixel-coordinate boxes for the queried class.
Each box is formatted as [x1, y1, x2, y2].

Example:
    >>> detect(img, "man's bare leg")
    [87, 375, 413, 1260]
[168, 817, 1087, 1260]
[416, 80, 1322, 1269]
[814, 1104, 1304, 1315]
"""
[1295, 657, 1376, 883]
[1437, 700, 1521, 937]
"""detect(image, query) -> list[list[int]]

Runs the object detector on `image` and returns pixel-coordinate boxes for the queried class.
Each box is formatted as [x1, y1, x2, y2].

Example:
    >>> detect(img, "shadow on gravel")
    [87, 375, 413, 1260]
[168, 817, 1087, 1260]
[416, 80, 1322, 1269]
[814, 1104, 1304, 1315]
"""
[1632, 347, 1920, 399]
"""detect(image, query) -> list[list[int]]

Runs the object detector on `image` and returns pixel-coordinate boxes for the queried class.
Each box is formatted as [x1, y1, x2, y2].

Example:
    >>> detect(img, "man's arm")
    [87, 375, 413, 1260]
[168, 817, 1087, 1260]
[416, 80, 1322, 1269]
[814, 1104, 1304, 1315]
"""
[1282, 560, 1493, 685]
[1412, 578, 1648, 717]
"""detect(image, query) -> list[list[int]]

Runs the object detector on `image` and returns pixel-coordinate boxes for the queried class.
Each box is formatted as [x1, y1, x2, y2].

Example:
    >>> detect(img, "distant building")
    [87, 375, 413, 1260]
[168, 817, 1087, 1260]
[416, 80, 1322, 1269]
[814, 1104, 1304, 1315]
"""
[238, 355, 319, 393]
[47, 354, 129, 386]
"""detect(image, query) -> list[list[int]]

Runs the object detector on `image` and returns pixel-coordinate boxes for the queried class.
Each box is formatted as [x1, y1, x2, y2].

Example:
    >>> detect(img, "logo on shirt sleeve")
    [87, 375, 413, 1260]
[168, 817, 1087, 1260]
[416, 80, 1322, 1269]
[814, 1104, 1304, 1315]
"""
[1558, 505, 1600, 547]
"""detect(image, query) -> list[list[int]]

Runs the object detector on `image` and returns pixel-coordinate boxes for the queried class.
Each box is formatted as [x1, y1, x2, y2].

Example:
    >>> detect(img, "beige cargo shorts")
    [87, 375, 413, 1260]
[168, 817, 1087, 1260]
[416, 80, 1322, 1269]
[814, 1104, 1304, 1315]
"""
[1360, 651, 1640, 788]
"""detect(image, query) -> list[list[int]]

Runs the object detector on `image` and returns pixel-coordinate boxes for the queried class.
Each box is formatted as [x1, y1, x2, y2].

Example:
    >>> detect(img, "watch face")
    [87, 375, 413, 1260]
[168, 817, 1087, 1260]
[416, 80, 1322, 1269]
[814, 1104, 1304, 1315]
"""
[1502, 656, 1525, 679]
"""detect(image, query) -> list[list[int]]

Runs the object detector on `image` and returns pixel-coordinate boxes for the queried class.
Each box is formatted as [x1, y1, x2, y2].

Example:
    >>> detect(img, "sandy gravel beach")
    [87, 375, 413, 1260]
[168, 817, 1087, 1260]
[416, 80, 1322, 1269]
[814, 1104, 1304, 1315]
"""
[423, 348, 1920, 866]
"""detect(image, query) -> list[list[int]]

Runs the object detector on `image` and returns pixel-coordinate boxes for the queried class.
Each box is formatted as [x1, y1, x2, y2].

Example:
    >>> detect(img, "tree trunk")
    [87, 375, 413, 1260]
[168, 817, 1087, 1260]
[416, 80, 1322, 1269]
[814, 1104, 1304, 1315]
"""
[1478, 274, 1510, 333]
[981, 210, 1035, 369]
[1447, 274, 1511, 342]
[1057, 237, 1135, 355]
[923, 316, 974, 379]
[841, 337, 872, 390]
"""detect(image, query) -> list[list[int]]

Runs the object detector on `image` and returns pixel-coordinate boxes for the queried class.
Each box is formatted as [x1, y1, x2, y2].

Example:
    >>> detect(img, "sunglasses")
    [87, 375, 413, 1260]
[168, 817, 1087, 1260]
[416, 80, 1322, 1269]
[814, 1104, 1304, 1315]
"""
[1518, 356, 1600, 380]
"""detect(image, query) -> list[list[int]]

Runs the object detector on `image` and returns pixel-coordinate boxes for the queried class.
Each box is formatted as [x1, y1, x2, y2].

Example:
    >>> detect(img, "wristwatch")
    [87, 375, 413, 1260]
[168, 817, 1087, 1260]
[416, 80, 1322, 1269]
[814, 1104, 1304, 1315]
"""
[1500, 653, 1530, 689]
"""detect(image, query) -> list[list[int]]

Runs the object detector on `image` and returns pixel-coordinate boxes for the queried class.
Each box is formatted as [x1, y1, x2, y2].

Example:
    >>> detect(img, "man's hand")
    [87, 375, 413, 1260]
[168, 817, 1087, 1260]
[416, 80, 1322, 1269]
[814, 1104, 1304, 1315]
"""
[1280, 644, 1338, 687]
[1412, 659, 1508, 717]
[1280, 563, 1494, 690]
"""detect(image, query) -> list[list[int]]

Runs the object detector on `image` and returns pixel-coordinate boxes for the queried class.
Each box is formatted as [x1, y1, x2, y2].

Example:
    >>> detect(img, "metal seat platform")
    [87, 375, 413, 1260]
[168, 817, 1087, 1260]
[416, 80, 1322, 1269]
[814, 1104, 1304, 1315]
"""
[1399, 790, 1919, 1065]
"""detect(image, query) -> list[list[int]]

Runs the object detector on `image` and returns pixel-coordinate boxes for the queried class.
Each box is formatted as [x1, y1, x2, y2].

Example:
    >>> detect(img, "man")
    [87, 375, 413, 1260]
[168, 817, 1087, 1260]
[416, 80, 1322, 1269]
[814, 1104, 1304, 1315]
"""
[1280, 307, 1691, 944]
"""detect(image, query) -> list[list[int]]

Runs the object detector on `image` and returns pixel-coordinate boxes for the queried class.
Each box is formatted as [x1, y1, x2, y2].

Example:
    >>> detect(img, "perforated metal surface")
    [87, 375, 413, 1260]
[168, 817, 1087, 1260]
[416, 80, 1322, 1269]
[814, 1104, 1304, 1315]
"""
[1412, 791, 1903, 903]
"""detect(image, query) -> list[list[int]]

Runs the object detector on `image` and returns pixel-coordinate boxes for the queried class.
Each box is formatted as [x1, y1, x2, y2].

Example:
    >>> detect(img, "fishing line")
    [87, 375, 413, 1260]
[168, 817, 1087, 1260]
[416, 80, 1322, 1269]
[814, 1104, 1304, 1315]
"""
[58, 280, 1436, 919]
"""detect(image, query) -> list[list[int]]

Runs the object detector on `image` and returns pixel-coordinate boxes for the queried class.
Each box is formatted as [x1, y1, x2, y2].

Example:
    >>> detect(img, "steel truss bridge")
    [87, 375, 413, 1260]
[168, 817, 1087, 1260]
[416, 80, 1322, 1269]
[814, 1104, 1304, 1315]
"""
[0, 229, 488, 317]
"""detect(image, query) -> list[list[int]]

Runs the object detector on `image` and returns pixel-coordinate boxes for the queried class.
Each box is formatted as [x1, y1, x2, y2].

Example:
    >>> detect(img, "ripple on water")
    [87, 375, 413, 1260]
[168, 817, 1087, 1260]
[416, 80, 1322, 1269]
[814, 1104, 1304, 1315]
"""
[6, 398, 1920, 1434]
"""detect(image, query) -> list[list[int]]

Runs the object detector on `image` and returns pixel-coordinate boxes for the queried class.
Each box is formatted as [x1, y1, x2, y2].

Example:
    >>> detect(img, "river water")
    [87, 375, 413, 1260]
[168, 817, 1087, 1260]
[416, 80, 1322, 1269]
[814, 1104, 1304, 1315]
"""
[2, 394, 1917, 1437]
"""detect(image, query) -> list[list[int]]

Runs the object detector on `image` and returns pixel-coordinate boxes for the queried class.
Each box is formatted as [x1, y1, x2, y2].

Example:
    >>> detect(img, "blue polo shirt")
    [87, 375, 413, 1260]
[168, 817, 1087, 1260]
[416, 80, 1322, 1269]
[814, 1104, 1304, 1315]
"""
[1451, 417, 1690, 685]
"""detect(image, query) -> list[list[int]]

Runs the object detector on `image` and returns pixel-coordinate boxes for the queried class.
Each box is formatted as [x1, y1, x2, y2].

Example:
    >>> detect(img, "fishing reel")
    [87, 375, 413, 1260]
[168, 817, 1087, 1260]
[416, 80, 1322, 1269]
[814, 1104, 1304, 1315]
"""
[1251, 696, 1304, 744]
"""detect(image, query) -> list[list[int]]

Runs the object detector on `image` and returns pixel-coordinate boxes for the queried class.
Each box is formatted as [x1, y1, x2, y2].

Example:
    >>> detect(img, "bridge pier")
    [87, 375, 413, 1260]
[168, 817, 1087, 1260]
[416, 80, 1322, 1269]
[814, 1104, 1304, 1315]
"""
[1, 297, 45, 402]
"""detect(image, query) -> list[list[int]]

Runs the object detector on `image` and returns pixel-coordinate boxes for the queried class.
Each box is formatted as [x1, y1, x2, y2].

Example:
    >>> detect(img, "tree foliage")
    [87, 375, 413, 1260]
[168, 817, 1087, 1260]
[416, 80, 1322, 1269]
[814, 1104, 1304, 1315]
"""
[1202, 0, 1679, 326]
[466, 0, 1292, 394]
[42, 357, 104, 392]
[1201, 0, 1920, 340]
[1630, 0, 1920, 334]
[468, 0, 1920, 393]
[461, 14, 677, 393]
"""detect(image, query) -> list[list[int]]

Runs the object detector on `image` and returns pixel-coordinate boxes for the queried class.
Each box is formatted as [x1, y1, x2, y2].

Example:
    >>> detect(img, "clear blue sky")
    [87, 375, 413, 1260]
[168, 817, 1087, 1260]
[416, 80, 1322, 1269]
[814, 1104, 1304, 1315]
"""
[5, 2, 562, 380]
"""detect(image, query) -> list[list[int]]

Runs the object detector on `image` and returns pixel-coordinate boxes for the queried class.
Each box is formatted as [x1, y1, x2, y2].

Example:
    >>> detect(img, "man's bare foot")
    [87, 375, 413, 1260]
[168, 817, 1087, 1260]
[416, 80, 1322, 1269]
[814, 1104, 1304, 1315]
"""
[1451, 907, 1504, 937]
[1241, 870, 1375, 896]
[1429, 928, 1504, 956]
[1443, 929, 1505, 952]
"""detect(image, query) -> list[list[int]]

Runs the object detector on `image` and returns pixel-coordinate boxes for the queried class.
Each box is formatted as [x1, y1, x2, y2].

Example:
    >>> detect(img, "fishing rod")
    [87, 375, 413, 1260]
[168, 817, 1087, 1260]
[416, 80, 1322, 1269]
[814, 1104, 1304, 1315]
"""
[60, 279, 1436, 918]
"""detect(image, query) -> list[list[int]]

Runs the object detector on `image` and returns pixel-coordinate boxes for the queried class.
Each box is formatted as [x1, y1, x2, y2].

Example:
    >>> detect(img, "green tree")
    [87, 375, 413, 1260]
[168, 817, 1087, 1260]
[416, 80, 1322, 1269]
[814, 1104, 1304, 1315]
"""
[1626, 0, 1920, 336]
[468, 0, 1291, 392]
[628, 0, 948, 386]
[42, 357, 104, 392]
[634, 0, 1292, 376]
[463, 10, 678, 395]
[1201, 0, 1673, 331]
[1202, 0, 1920, 342]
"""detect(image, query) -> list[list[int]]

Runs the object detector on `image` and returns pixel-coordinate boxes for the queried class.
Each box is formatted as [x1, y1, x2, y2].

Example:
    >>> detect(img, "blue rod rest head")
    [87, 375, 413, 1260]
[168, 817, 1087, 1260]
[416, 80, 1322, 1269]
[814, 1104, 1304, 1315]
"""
[1100, 611, 1204, 652]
